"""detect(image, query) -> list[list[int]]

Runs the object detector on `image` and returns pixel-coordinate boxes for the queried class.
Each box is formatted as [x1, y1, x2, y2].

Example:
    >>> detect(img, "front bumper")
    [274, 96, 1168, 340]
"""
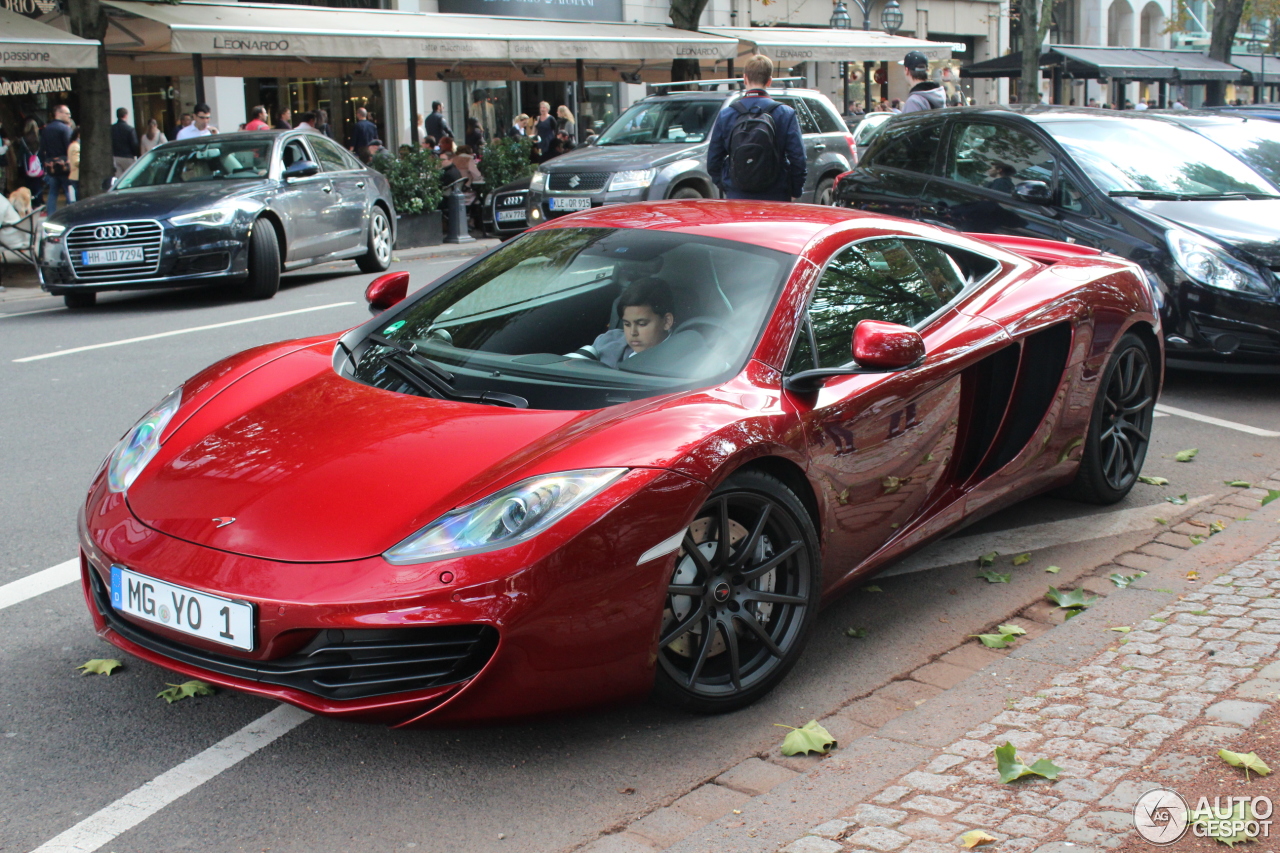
[79, 466, 707, 727]
[1161, 277, 1280, 365]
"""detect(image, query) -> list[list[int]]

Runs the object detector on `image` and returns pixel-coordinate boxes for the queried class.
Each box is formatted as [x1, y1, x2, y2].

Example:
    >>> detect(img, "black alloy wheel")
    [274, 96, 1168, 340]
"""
[1061, 333, 1156, 504]
[63, 290, 96, 309]
[242, 222, 281, 300]
[653, 470, 820, 713]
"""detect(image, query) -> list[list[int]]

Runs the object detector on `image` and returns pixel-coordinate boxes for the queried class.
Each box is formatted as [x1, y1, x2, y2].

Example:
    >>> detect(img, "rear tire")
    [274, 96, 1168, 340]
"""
[242, 221, 281, 300]
[815, 176, 835, 206]
[1059, 333, 1156, 504]
[669, 187, 704, 200]
[653, 470, 821, 714]
[63, 291, 96, 309]
[357, 206, 393, 273]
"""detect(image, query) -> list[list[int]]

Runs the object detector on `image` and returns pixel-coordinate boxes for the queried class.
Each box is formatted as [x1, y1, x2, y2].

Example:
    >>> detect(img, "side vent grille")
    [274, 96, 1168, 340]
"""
[979, 323, 1073, 478]
[955, 343, 1020, 483]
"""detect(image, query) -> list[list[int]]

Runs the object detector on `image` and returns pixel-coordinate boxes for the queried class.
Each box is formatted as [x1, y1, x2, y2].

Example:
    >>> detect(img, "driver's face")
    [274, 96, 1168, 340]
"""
[621, 305, 673, 353]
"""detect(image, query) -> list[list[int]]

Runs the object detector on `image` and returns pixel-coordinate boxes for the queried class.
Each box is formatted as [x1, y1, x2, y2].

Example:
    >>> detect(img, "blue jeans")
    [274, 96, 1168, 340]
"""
[43, 174, 69, 215]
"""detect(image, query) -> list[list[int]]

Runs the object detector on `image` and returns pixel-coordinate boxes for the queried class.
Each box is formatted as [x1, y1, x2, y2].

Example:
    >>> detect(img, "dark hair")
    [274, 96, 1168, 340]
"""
[423, 135, 437, 148]
[194, 103, 211, 115]
[908, 67, 929, 81]
[432, 101, 443, 112]
[251, 105, 266, 119]
[618, 278, 675, 320]
[455, 144, 473, 155]
[116, 107, 128, 120]
[298, 111, 316, 125]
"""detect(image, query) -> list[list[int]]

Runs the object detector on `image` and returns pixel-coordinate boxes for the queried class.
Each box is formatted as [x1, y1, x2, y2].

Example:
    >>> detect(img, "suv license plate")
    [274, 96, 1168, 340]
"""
[110, 565, 254, 651]
[497, 210, 526, 222]
[549, 197, 591, 212]
[82, 247, 144, 266]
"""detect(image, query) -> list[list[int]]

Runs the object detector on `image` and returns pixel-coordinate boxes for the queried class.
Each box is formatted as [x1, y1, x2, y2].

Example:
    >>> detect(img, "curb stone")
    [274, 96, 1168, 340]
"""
[576, 478, 1280, 853]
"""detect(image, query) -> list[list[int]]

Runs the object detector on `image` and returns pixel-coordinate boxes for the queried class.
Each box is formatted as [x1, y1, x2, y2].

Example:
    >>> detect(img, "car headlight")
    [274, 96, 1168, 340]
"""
[529, 169, 547, 192]
[106, 387, 183, 493]
[41, 222, 66, 237]
[1167, 228, 1272, 298]
[384, 468, 627, 564]
[169, 205, 238, 227]
[608, 169, 656, 191]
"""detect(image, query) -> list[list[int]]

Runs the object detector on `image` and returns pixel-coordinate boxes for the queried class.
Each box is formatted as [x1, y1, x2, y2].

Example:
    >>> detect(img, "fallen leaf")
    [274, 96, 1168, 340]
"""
[1175, 448, 1199, 462]
[994, 742, 1062, 783]
[76, 658, 122, 676]
[973, 633, 1016, 649]
[863, 585, 883, 592]
[845, 627, 869, 639]
[1151, 616, 1167, 623]
[961, 829, 998, 849]
[157, 680, 216, 704]
[1189, 609, 1209, 615]
[1226, 480, 1252, 488]
[618, 787, 636, 795]
[1110, 626, 1132, 633]
[1155, 517, 1168, 525]
[977, 570, 1012, 584]
[1210, 521, 1227, 534]
[923, 452, 935, 462]
[1264, 490, 1280, 507]
[1187, 570, 1201, 580]
[1166, 494, 1189, 505]
[777, 720, 836, 756]
[1220, 749, 1272, 781]
[1138, 475, 1170, 486]
[1058, 436, 1083, 464]
[1012, 553, 1031, 566]
[1046, 586, 1097, 610]
[882, 476, 903, 495]
[978, 551, 999, 567]
[1190, 535, 1206, 545]
[996, 624, 1027, 636]
[1110, 572, 1146, 588]
[1045, 565, 1062, 574]
[837, 488, 850, 506]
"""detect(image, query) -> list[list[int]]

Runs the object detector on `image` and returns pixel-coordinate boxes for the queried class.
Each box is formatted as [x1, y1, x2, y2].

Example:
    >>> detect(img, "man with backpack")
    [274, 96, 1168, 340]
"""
[707, 54, 806, 202]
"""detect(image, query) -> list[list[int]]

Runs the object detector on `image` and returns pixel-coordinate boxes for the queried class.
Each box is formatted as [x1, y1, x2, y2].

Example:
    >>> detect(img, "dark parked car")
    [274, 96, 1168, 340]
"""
[482, 177, 531, 240]
[525, 86, 854, 226]
[834, 106, 1280, 367]
[39, 130, 396, 308]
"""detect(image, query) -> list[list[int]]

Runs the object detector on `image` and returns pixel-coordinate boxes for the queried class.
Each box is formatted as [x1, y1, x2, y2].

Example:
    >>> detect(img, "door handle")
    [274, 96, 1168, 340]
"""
[356, 181, 365, 188]
[813, 143, 827, 151]
[322, 185, 333, 193]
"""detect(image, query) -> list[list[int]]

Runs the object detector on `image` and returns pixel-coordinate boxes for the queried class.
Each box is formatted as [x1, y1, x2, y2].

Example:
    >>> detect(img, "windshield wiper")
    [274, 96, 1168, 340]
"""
[365, 333, 528, 408]
[1108, 190, 1184, 200]
[1109, 189, 1280, 201]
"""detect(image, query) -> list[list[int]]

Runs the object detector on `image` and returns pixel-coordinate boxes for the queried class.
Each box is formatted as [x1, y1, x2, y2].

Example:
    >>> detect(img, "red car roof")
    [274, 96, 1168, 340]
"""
[537, 200, 878, 255]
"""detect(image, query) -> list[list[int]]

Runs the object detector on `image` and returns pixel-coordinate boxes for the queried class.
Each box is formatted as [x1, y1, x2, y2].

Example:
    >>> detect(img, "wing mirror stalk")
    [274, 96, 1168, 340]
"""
[283, 160, 320, 180]
[784, 320, 926, 392]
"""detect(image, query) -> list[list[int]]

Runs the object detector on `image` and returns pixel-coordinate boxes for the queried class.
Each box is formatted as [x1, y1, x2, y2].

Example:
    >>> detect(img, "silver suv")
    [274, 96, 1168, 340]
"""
[526, 85, 854, 225]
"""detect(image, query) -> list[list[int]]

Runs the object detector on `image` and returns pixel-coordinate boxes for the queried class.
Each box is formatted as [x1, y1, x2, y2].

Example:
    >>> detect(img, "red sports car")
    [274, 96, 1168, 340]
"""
[79, 201, 1161, 726]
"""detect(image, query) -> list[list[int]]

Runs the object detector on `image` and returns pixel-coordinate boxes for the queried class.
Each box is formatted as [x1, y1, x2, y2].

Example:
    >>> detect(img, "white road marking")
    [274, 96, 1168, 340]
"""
[1152, 411, 1168, 418]
[0, 559, 80, 611]
[28, 705, 311, 853]
[13, 302, 356, 363]
[1154, 403, 1280, 437]
[879, 495, 1211, 578]
[0, 306, 66, 319]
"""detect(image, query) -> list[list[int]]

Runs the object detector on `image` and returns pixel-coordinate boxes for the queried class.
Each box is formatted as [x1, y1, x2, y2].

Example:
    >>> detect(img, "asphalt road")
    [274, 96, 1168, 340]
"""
[1, 258, 1277, 853]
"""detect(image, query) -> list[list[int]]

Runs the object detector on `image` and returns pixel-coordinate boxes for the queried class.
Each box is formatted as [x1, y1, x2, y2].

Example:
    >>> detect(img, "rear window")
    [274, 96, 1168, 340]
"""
[804, 98, 846, 134]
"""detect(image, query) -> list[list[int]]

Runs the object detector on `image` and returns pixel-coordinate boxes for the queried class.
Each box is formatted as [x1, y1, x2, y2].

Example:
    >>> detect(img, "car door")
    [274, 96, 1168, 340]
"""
[308, 135, 369, 255]
[921, 119, 1063, 241]
[836, 116, 944, 219]
[800, 95, 855, 201]
[271, 136, 334, 261]
[784, 236, 1004, 573]
[771, 95, 823, 201]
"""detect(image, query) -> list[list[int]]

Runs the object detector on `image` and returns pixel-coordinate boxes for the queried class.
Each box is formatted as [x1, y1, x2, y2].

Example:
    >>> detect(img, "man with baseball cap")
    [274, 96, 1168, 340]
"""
[899, 51, 945, 113]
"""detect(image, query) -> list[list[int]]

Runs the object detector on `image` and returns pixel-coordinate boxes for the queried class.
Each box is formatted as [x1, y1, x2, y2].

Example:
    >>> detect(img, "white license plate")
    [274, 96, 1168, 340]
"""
[82, 247, 144, 266]
[497, 209, 526, 222]
[110, 565, 254, 651]
[549, 197, 591, 211]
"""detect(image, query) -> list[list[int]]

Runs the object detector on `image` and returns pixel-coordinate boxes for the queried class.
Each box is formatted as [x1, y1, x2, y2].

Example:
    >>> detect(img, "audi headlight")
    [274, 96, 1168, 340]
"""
[1167, 228, 1272, 297]
[384, 468, 627, 564]
[41, 222, 66, 237]
[608, 169, 656, 191]
[529, 169, 547, 192]
[106, 387, 183, 493]
[169, 201, 248, 227]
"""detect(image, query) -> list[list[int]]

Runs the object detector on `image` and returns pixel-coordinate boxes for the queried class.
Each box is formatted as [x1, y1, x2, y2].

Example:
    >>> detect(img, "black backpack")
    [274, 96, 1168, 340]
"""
[728, 100, 782, 193]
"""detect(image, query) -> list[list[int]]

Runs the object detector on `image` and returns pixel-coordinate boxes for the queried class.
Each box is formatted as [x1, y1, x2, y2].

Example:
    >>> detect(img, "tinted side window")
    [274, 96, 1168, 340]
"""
[867, 120, 944, 175]
[808, 238, 950, 368]
[903, 241, 966, 303]
[281, 139, 312, 169]
[774, 96, 821, 135]
[948, 122, 1055, 194]
[311, 136, 351, 172]
[803, 98, 845, 134]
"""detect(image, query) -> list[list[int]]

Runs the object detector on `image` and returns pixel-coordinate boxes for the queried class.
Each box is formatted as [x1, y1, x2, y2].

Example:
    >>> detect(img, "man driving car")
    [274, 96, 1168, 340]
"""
[569, 279, 676, 368]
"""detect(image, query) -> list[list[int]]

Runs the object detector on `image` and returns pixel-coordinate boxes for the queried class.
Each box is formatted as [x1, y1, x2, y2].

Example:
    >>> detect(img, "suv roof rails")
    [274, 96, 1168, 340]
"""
[646, 76, 807, 95]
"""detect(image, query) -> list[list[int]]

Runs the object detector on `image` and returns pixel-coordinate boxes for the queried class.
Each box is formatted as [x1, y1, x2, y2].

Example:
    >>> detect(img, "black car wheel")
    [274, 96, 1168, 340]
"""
[357, 207, 393, 273]
[654, 470, 820, 714]
[815, 176, 835, 206]
[63, 291, 96, 309]
[669, 187, 704, 200]
[1061, 333, 1156, 504]
[243, 221, 281, 300]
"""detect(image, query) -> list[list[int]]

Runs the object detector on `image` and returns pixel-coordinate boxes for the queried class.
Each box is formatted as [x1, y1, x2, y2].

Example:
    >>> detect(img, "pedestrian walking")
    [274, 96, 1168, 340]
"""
[38, 104, 73, 215]
[19, 118, 43, 206]
[425, 101, 453, 141]
[244, 105, 270, 131]
[176, 104, 216, 139]
[67, 127, 80, 203]
[274, 108, 292, 130]
[706, 54, 806, 202]
[295, 111, 317, 131]
[534, 102, 556, 156]
[413, 113, 426, 145]
[350, 107, 378, 161]
[556, 105, 577, 141]
[111, 107, 139, 177]
[175, 113, 192, 138]
[899, 51, 944, 113]
[139, 119, 167, 155]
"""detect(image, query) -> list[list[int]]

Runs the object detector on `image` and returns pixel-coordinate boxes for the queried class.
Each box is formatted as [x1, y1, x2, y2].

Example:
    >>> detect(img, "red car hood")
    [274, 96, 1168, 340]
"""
[127, 343, 608, 563]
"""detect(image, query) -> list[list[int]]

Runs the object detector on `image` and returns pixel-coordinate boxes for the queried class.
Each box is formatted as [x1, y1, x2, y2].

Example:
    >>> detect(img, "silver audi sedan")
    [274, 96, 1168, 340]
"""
[38, 130, 396, 308]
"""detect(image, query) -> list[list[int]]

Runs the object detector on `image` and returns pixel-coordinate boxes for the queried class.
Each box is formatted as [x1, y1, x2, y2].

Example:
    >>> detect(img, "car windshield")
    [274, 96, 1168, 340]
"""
[595, 99, 721, 145]
[347, 227, 793, 411]
[1185, 119, 1280, 189]
[1041, 118, 1277, 197]
[116, 139, 272, 188]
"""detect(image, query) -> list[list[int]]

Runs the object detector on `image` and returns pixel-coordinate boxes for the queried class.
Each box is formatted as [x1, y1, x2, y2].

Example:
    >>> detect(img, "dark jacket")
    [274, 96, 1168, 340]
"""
[350, 119, 378, 152]
[425, 111, 453, 140]
[706, 92, 807, 200]
[39, 118, 72, 164]
[111, 120, 139, 158]
[900, 81, 945, 114]
[534, 115, 557, 155]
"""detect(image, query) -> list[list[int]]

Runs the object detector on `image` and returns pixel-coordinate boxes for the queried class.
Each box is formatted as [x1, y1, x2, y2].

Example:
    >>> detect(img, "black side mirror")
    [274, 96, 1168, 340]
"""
[283, 160, 320, 180]
[1012, 180, 1053, 205]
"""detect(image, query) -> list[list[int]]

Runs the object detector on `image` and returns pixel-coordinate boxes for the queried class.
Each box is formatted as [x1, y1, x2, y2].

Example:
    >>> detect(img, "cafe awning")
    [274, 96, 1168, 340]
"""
[101, 0, 738, 64]
[703, 26, 957, 65]
[1230, 53, 1279, 84]
[960, 45, 1241, 82]
[0, 8, 100, 71]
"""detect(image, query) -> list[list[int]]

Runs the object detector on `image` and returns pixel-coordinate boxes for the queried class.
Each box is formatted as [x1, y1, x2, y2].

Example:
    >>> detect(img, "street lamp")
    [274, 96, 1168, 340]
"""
[1251, 21, 1268, 102]
[881, 0, 904, 35]
[830, 1, 853, 29]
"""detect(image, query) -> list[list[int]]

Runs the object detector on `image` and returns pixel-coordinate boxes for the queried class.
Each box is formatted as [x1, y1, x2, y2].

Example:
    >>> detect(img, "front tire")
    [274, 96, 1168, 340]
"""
[653, 470, 821, 714]
[357, 206, 393, 273]
[242, 222, 281, 300]
[815, 176, 835, 206]
[669, 187, 704, 200]
[63, 291, 96, 309]
[1060, 332, 1156, 504]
